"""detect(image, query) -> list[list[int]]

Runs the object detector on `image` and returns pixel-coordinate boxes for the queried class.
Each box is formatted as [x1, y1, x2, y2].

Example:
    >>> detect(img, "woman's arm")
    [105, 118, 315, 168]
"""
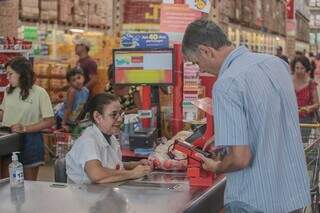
[11, 117, 55, 133]
[307, 83, 320, 113]
[0, 110, 3, 122]
[84, 160, 151, 184]
[123, 159, 149, 170]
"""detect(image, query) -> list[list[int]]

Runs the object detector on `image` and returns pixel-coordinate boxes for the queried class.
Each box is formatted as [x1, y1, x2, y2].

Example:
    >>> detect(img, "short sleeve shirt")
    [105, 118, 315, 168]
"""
[77, 56, 98, 85]
[214, 47, 310, 212]
[1, 85, 54, 126]
[66, 124, 123, 184]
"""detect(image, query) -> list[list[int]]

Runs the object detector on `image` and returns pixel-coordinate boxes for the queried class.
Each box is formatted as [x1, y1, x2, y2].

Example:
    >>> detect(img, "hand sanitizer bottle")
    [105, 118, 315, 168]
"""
[9, 152, 24, 188]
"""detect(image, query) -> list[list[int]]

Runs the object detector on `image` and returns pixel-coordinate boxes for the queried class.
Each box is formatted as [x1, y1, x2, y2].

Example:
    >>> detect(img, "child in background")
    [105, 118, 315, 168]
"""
[55, 67, 89, 131]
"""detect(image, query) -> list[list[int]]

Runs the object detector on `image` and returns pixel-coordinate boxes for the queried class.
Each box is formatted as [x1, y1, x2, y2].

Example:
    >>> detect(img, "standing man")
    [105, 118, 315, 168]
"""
[74, 38, 98, 95]
[276, 46, 289, 64]
[182, 19, 310, 212]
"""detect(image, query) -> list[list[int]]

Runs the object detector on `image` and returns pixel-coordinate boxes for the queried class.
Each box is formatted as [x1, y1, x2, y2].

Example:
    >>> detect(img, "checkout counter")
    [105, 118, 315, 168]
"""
[0, 172, 226, 213]
[0, 125, 226, 213]
[0, 128, 21, 178]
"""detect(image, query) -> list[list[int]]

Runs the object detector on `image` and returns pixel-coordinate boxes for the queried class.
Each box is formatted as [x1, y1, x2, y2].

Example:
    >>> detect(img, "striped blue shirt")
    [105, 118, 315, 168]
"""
[213, 46, 310, 212]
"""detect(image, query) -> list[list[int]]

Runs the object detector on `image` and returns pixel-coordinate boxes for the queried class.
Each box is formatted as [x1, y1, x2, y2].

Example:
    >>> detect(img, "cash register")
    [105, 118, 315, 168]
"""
[129, 128, 158, 150]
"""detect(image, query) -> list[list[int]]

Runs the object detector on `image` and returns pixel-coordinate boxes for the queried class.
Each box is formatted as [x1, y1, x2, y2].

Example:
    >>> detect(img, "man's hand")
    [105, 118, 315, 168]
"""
[195, 153, 221, 173]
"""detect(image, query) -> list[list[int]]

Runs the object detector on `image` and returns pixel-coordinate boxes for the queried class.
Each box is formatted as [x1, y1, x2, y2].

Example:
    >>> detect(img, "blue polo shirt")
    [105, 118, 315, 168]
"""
[213, 46, 310, 212]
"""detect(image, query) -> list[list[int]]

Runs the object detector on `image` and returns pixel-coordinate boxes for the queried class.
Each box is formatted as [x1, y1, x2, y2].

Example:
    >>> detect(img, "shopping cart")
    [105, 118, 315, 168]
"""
[53, 131, 73, 159]
[300, 123, 320, 213]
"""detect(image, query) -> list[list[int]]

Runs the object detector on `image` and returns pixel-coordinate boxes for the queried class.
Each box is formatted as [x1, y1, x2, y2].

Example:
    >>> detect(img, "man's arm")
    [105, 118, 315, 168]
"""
[84, 60, 98, 90]
[196, 145, 252, 174]
[85, 73, 98, 90]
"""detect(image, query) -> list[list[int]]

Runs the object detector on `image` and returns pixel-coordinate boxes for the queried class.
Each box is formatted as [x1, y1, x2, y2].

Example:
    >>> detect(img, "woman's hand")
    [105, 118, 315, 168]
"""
[130, 165, 151, 179]
[11, 123, 26, 133]
[139, 159, 150, 166]
[299, 106, 311, 113]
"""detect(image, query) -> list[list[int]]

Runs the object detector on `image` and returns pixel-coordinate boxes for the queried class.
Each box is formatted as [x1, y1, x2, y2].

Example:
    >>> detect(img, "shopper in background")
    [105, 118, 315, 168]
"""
[275, 45, 289, 64]
[55, 67, 89, 131]
[182, 18, 310, 212]
[295, 50, 304, 58]
[66, 93, 151, 184]
[74, 38, 98, 95]
[308, 52, 316, 79]
[0, 56, 55, 180]
[292, 56, 320, 143]
[105, 64, 141, 114]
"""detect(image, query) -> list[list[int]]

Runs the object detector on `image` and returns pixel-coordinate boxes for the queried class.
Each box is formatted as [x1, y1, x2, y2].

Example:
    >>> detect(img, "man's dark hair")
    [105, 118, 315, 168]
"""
[5, 56, 35, 100]
[66, 67, 84, 82]
[291, 56, 311, 73]
[182, 18, 232, 60]
[88, 93, 120, 122]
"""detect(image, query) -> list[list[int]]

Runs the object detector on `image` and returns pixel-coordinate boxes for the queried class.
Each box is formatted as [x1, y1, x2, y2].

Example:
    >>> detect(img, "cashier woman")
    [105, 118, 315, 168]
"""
[66, 93, 151, 184]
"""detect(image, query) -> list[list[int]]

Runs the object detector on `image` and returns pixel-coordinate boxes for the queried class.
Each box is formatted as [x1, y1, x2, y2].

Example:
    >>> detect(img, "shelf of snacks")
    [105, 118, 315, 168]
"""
[34, 59, 70, 104]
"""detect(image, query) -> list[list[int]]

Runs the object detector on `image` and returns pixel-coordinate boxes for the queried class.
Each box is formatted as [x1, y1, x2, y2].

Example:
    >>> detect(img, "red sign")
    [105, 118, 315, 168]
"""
[287, 0, 295, 19]
[123, 0, 162, 24]
[160, 4, 202, 33]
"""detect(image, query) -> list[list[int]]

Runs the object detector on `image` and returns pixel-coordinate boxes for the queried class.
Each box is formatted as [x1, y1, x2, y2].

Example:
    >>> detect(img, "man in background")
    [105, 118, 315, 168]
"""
[276, 45, 289, 64]
[74, 38, 98, 96]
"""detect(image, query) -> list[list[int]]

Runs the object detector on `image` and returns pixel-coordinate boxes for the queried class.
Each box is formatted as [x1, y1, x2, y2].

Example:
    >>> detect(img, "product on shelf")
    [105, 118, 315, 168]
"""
[0, 37, 32, 50]
[34, 60, 69, 104]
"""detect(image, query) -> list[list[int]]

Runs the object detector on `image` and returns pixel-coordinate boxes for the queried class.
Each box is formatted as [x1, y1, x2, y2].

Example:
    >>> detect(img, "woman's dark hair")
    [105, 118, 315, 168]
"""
[5, 56, 35, 100]
[66, 67, 84, 82]
[291, 56, 311, 74]
[88, 93, 120, 122]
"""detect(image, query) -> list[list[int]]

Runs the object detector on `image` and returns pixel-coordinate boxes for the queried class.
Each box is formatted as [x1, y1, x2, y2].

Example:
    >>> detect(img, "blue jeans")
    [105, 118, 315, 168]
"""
[224, 201, 302, 213]
[20, 132, 45, 168]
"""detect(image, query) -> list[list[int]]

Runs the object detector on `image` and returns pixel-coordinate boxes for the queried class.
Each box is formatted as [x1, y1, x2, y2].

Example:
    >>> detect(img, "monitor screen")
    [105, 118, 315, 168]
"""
[113, 48, 174, 85]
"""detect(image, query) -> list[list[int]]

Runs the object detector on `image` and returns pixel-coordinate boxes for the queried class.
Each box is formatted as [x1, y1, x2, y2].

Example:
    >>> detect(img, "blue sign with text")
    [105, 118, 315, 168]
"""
[121, 33, 169, 49]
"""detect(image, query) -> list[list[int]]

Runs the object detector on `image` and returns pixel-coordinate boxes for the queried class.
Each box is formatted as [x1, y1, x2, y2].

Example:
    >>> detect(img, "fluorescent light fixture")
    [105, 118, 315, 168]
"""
[69, 29, 84, 33]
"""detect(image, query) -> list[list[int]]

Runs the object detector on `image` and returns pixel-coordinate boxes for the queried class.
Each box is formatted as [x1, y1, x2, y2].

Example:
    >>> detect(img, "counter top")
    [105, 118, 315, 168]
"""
[0, 172, 226, 213]
[0, 131, 21, 156]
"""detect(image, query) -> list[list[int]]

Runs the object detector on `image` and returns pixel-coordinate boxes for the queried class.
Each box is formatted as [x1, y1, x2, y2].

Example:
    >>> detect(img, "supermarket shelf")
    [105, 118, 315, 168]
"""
[0, 49, 32, 53]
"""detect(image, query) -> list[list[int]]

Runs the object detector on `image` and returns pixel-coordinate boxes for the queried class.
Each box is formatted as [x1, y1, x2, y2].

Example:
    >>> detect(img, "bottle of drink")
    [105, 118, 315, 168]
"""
[9, 152, 24, 188]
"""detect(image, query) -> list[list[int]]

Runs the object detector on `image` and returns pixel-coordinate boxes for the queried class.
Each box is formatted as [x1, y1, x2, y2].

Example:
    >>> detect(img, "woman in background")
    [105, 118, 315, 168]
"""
[292, 56, 320, 143]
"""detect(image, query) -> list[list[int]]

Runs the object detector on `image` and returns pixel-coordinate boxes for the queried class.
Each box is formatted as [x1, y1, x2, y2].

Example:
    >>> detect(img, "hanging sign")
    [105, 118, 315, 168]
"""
[121, 33, 169, 49]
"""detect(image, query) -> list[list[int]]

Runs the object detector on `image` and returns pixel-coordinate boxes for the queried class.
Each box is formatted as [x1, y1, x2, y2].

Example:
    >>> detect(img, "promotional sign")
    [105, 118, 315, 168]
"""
[160, 4, 202, 33]
[186, 0, 211, 13]
[123, 0, 161, 32]
[287, 0, 295, 19]
[121, 33, 169, 49]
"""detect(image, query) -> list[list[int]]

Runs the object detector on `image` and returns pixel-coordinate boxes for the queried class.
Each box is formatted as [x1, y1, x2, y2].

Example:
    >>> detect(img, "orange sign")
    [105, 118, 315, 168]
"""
[160, 4, 202, 33]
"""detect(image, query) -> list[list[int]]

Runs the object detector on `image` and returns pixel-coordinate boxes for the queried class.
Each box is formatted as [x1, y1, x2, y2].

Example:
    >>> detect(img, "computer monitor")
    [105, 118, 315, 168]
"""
[113, 48, 174, 85]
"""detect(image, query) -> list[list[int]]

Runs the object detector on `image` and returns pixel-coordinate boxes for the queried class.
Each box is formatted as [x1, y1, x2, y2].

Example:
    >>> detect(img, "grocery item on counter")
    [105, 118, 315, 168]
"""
[148, 131, 193, 171]
[9, 152, 24, 188]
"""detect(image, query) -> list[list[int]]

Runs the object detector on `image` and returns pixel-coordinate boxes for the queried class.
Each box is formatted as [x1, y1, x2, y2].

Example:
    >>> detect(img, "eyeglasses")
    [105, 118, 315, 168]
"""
[106, 110, 125, 120]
